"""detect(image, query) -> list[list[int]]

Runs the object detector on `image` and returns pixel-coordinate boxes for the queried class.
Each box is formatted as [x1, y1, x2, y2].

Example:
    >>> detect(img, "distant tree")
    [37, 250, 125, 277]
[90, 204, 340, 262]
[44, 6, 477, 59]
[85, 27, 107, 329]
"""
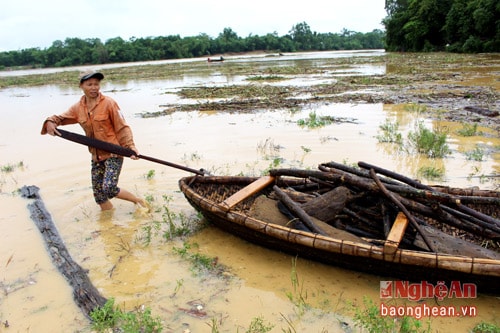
[0, 22, 386, 68]
[289, 22, 314, 50]
[45, 40, 66, 66]
[105, 37, 129, 62]
[385, 0, 409, 17]
[362, 29, 386, 49]
[90, 39, 108, 64]
[183, 34, 212, 57]
[383, 0, 499, 52]
[216, 27, 243, 53]
[444, 0, 499, 52]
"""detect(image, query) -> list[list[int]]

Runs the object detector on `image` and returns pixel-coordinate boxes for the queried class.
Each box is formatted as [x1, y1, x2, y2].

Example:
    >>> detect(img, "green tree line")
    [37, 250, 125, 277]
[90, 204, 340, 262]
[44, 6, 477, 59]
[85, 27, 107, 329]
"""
[383, 0, 499, 52]
[0, 22, 384, 69]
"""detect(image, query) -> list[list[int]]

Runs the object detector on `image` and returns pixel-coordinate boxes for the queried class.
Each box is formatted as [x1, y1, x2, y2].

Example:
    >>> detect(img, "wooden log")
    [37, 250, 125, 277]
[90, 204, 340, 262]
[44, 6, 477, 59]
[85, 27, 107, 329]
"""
[270, 168, 500, 236]
[358, 161, 500, 227]
[398, 192, 500, 238]
[301, 186, 352, 224]
[342, 207, 384, 236]
[319, 161, 401, 186]
[358, 161, 429, 190]
[220, 175, 275, 211]
[384, 212, 409, 255]
[250, 195, 370, 244]
[358, 162, 500, 206]
[369, 169, 437, 253]
[413, 225, 500, 260]
[431, 185, 500, 198]
[382, 203, 392, 237]
[272, 185, 328, 236]
[431, 201, 500, 236]
[272, 188, 316, 203]
[304, 167, 500, 233]
[464, 106, 499, 117]
[20, 185, 107, 318]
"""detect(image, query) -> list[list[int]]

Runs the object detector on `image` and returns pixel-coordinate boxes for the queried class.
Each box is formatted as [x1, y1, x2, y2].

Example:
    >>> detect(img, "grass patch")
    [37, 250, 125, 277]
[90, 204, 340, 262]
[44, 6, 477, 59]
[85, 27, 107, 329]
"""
[456, 123, 481, 137]
[207, 315, 274, 333]
[297, 112, 356, 129]
[256, 137, 282, 159]
[144, 169, 156, 180]
[297, 112, 332, 128]
[377, 119, 403, 144]
[90, 298, 163, 333]
[407, 121, 450, 158]
[139, 194, 204, 245]
[404, 103, 428, 114]
[285, 257, 311, 317]
[418, 165, 445, 181]
[471, 322, 500, 333]
[464, 145, 486, 162]
[177, 84, 289, 100]
[172, 241, 226, 276]
[245, 316, 275, 333]
[262, 157, 285, 175]
[1, 161, 24, 173]
[247, 75, 285, 81]
[352, 297, 431, 333]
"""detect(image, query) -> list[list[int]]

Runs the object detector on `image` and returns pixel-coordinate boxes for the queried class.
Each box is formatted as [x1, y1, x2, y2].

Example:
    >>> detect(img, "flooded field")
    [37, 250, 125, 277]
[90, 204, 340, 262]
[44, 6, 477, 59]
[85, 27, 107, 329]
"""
[0, 50, 499, 332]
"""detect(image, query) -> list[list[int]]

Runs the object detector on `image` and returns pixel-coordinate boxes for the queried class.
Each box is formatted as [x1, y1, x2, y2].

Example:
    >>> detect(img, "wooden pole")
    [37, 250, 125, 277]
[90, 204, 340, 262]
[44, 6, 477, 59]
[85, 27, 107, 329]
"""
[272, 185, 328, 236]
[368, 169, 437, 252]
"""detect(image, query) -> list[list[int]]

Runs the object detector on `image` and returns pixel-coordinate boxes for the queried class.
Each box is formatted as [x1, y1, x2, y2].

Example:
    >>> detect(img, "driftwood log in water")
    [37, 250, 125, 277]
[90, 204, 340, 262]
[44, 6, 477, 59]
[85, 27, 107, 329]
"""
[464, 106, 499, 118]
[20, 185, 107, 318]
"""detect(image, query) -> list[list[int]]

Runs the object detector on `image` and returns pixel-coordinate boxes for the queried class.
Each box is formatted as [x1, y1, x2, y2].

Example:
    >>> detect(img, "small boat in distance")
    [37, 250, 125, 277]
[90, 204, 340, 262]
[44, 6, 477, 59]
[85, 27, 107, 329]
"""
[207, 56, 224, 62]
[179, 161, 500, 294]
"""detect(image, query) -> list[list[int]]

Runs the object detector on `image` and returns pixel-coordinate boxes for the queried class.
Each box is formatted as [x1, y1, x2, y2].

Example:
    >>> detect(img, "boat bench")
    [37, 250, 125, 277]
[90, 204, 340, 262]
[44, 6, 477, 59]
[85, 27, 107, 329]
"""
[220, 176, 276, 211]
[384, 212, 409, 255]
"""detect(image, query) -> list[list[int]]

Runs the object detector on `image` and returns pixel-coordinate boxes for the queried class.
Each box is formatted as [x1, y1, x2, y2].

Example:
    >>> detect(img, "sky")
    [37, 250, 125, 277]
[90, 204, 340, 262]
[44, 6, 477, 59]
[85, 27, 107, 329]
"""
[0, 0, 387, 52]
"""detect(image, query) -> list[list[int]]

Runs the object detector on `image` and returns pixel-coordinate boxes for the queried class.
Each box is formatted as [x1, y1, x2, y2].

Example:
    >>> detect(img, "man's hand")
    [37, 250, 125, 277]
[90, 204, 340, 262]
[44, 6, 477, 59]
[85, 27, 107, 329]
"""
[45, 121, 61, 136]
[130, 147, 140, 160]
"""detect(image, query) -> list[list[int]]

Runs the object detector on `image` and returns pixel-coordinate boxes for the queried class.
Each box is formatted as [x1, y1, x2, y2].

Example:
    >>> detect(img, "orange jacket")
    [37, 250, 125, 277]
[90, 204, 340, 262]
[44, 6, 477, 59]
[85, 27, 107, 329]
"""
[41, 93, 137, 161]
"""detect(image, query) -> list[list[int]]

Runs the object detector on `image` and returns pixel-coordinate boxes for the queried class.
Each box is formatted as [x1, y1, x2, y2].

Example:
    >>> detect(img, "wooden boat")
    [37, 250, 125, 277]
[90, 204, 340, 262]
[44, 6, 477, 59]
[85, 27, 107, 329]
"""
[207, 56, 224, 62]
[179, 161, 500, 294]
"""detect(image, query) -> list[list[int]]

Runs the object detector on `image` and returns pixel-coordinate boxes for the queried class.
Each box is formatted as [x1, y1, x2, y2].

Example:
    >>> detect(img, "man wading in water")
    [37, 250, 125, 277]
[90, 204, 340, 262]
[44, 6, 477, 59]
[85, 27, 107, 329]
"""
[41, 70, 147, 211]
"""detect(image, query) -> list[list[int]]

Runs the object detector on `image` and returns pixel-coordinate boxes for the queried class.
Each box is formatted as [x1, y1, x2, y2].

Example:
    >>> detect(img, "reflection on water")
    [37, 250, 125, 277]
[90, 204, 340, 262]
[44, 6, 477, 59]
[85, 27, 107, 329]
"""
[0, 51, 498, 332]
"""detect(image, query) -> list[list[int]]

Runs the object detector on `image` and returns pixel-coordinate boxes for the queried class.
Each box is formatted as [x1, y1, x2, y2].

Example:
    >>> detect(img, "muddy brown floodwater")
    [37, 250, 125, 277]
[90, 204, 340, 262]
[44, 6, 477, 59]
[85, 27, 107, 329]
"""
[0, 50, 499, 332]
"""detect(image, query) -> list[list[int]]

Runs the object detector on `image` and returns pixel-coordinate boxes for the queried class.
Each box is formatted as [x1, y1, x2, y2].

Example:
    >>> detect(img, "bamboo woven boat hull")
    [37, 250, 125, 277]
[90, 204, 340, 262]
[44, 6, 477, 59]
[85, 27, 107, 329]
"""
[179, 171, 500, 294]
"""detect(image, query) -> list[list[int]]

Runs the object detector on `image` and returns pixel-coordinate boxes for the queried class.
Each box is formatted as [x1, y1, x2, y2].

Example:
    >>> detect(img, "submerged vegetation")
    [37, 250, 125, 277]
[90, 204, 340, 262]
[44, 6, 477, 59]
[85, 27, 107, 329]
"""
[0, 161, 24, 173]
[90, 299, 163, 333]
[377, 119, 403, 144]
[375, 100, 498, 183]
[376, 104, 451, 178]
[297, 111, 357, 128]
[407, 121, 450, 158]
[352, 297, 431, 333]
[471, 322, 500, 333]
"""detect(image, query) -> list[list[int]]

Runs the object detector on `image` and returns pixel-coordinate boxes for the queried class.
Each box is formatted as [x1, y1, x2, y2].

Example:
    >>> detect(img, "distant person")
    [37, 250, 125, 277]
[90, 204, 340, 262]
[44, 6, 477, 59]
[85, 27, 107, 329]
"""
[41, 70, 147, 211]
